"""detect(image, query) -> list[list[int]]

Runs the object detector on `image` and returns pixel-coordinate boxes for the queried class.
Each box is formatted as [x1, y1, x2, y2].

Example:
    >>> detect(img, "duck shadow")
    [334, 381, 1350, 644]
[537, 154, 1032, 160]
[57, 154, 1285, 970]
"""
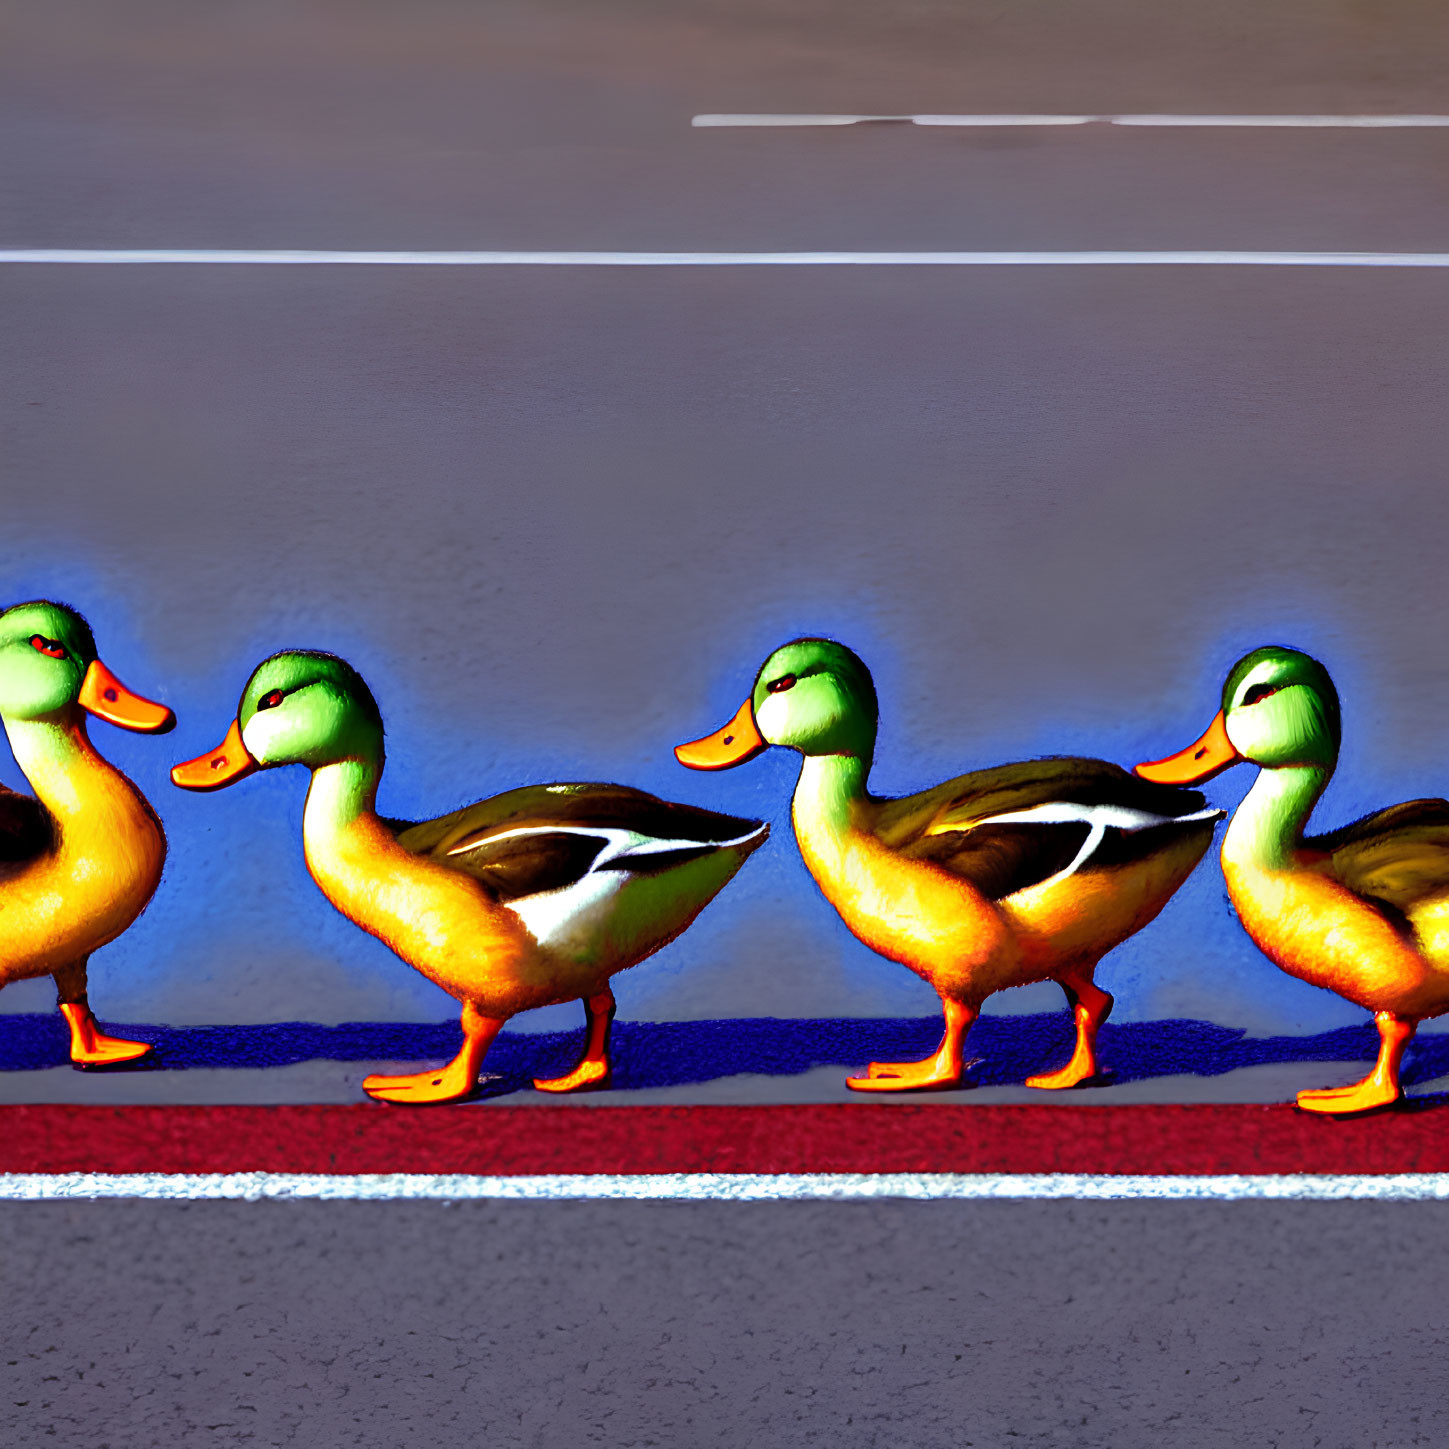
[4, 1011, 1449, 1102]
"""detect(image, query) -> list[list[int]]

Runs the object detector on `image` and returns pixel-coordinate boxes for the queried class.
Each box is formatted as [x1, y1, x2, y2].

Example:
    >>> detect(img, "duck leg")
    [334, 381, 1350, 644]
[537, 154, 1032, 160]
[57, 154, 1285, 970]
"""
[847, 998, 976, 1092]
[534, 988, 616, 1093]
[363, 1000, 504, 1104]
[54, 958, 152, 1068]
[1296, 1011, 1416, 1115]
[1026, 968, 1113, 1090]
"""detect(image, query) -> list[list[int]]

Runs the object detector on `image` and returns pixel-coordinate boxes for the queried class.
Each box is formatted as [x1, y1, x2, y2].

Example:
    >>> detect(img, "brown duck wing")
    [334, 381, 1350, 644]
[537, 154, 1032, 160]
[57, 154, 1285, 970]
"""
[0, 784, 52, 875]
[904, 819, 1095, 900]
[393, 783, 765, 904]
[877, 757, 1218, 902]
[875, 758, 1211, 843]
[1310, 799, 1449, 915]
[425, 828, 613, 903]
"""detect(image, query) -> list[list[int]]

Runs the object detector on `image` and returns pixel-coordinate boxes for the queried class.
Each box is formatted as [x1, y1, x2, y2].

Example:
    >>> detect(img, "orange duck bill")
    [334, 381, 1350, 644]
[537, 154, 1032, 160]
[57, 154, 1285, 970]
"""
[171, 719, 259, 791]
[1135, 710, 1240, 785]
[675, 698, 767, 770]
[78, 659, 176, 733]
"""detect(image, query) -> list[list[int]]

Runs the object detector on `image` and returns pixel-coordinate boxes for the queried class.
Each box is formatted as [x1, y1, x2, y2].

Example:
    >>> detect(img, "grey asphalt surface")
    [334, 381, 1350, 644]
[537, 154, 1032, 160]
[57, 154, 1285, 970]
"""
[4, 1198, 1448, 1448]
[7, 2, 1449, 1444]
[5, 0, 1449, 252]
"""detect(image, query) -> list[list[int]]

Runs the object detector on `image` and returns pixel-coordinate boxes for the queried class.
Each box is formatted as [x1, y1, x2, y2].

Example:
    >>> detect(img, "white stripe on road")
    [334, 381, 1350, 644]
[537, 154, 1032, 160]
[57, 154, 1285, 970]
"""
[6, 250, 1449, 267]
[693, 113, 1449, 129]
[6, 1172, 1449, 1201]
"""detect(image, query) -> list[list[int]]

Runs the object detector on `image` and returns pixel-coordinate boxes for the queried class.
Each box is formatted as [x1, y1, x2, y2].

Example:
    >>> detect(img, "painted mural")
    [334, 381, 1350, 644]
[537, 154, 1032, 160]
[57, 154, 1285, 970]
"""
[5, 599, 1449, 1116]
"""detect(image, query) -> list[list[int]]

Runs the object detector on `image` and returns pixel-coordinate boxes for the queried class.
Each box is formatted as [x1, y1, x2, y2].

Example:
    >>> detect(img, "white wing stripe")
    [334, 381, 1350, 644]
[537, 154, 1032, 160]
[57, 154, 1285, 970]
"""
[446, 822, 766, 869]
[964, 802, 1222, 882]
[478, 822, 767, 950]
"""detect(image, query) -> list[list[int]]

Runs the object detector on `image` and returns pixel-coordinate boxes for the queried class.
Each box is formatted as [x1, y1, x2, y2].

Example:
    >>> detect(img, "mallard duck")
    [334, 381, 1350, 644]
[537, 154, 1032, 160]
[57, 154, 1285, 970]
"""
[171, 650, 767, 1104]
[677, 638, 1221, 1091]
[0, 600, 175, 1067]
[1138, 644, 1449, 1115]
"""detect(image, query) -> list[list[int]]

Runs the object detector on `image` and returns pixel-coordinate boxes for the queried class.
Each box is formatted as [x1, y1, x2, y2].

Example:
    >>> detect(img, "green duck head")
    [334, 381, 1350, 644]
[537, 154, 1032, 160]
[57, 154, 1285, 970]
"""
[676, 637, 878, 770]
[171, 650, 383, 790]
[1136, 644, 1340, 784]
[0, 599, 174, 733]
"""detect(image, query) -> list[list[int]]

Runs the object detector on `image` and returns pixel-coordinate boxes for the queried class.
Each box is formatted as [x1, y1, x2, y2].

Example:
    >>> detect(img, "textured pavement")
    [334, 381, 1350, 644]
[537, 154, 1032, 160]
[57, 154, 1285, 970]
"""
[4, 1197, 1446, 1448]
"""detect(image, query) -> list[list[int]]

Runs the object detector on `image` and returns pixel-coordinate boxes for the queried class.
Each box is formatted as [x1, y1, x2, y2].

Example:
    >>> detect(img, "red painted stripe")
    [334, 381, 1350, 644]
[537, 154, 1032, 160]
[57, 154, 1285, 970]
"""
[2, 1103, 1447, 1176]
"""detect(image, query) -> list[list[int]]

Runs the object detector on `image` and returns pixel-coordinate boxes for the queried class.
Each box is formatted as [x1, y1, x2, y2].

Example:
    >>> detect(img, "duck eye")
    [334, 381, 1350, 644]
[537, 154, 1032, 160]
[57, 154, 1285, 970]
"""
[1242, 683, 1281, 707]
[28, 636, 66, 660]
[257, 689, 285, 710]
[766, 674, 797, 694]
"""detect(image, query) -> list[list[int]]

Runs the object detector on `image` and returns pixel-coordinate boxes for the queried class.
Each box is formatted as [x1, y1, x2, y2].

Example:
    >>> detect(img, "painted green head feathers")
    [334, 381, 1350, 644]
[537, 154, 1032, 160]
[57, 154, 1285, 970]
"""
[752, 639, 878, 756]
[0, 601, 98, 722]
[238, 651, 383, 769]
[0, 599, 173, 733]
[677, 637, 878, 768]
[172, 650, 382, 788]
[1137, 644, 1340, 784]
[1220, 646, 1340, 769]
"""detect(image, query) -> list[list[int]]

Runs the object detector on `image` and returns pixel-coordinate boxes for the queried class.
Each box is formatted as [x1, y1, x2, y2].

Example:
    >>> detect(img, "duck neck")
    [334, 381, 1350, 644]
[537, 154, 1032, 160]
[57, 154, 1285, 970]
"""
[4, 710, 122, 822]
[1224, 763, 1329, 871]
[302, 753, 384, 854]
[791, 752, 871, 863]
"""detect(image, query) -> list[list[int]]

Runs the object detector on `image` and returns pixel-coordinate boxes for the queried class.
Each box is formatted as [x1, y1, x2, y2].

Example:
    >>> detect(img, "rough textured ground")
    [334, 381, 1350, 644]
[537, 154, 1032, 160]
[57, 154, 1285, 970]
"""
[3, 1198, 1446, 1447]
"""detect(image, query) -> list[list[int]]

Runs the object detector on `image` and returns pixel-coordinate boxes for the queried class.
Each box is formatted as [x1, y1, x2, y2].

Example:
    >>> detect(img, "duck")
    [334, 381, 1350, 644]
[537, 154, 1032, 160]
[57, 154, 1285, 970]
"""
[171, 650, 767, 1104]
[0, 600, 175, 1067]
[1137, 644, 1449, 1115]
[676, 638, 1221, 1092]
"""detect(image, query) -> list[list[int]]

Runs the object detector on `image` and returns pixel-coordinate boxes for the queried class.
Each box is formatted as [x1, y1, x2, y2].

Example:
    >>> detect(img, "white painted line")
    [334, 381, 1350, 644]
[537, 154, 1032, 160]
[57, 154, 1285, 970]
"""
[6, 1172, 1449, 1201]
[913, 114, 1101, 126]
[1114, 114, 1449, 128]
[5, 250, 1449, 268]
[692, 113, 1099, 127]
[694, 113, 1449, 129]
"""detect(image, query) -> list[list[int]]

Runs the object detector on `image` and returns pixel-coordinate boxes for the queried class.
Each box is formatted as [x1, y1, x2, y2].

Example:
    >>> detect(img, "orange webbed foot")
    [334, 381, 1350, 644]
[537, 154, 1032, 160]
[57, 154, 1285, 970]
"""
[533, 1058, 610, 1094]
[848, 1001, 976, 1092]
[846, 1056, 963, 1092]
[1295, 1079, 1403, 1116]
[72, 1034, 153, 1069]
[364, 1005, 505, 1105]
[61, 1004, 152, 1069]
[1025, 1059, 1099, 1091]
[1027, 980, 1112, 1090]
[534, 989, 615, 1094]
[363, 1061, 481, 1105]
[1295, 1013, 1414, 1116]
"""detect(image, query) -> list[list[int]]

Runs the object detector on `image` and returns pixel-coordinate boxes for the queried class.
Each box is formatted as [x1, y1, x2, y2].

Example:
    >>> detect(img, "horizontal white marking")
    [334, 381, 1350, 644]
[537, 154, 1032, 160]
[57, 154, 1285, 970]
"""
[694, 113, 1449, 129]
[1114, 115, 1449, 128]
[5, 1172, 1449, 1201]
[7, 250, 1449, 268]
[693, 114, 1098, 127]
